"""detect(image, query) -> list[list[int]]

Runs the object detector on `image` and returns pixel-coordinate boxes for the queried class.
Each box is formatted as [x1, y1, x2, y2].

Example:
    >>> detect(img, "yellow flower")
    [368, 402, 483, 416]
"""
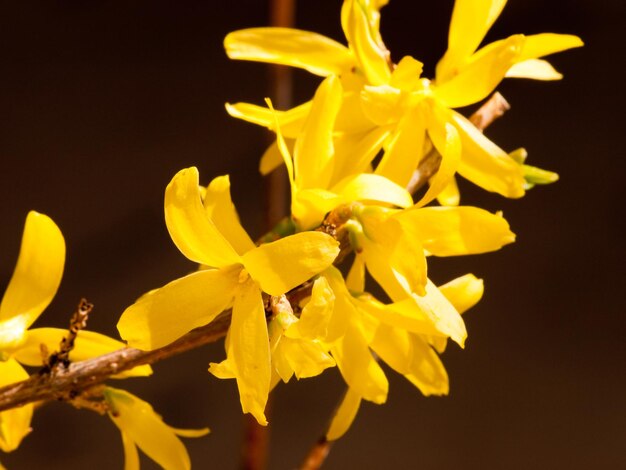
[266, 298, 335, 388]
[322, 272, 485, 441]
[224, 0, 582, 201]
[104, 387, 208, 470]
[0, 212, 151, 454]
[118, 168, 339, 425]
[267, 80, 413, 230]
[342, 203, 515, 305]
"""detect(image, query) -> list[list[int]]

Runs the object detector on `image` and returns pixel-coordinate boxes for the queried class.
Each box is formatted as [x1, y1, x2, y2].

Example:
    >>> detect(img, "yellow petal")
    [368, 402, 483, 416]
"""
[0, 359, 32, 452]
[170, 427, 210, 438]
[225, 28, 353, 77]
[415, 107, 461, 208]
[203, 175, 255, 255]
[506, 59, 563, 80]
[294, 76, 342, 190]
[516, 33, 584, 63]
[394, 206, 515, 256]
[435, 35, 524, 108]
[341, 0, 391, 86]
[436, 175, 460, 206]
[451, 111, 526, 197]
[439, 274, 484, 314]
[282, 338, 335, 379]
[356, 294, 444, 338]
[326, 388, 362, 441]
[332, 173, 413, 208]
[225, 101, 310, 139]
[0, 211, 65, 331]
[375, 107, 426, 188]
[105, 387, 199, 470]
[411, 280, 467, 347]
[371, 324, 448, 395]
[14, 328, 152, 378]
[359, 211, 427, 299]
[292, 189, 343, 230]
[332, 127, 391, 185]
[331, 322, 388, 404]
[165, 167, 240, 267]
[120, 431, 140, 470]
[242, 232, 339, 297]
[117, 267, 239, 350]
[437, 0, 508, 81]
[390, 55, 424, 91]
[259, 140, 290, 176]
[228, 283, 271, 426]
[334, 90, 380, 134]
[346, 257, 365, 293]
[287, 276, 335, 341]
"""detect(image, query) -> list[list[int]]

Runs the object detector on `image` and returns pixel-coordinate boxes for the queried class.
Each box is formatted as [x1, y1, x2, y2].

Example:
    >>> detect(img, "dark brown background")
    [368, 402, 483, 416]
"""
[1, 1, 623, 468]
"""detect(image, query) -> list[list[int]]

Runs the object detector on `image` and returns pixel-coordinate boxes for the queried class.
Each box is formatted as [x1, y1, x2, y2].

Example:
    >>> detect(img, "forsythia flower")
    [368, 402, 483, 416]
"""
[104, 387, 208, 470]
[287, 268, 485, 440]
[224, 0, 582, 202]
[0, 212, 151, 454]
[118, 168, 339, 425]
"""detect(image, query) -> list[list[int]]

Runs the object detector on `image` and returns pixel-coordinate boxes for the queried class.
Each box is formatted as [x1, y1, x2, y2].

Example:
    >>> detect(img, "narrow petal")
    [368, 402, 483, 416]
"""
[451, 111, 526, 197]
[165, 167, 240, 267]
[287, 276, 335, 341]
[415, 108, 461, 208]
[506, 59, 563, 80]
[120, 431, 140, 470]
[292, 189, 343, 230]
[439, 274, 484, 314]
[517, 33, 584, 63]
[371, 324, 448, 395]
[117, 268, 239, 350]
[0, 359, 32, 452]
[359, 212, 427, 298]
[282, 338, 335, 379]
[411, 280, 467, 347]
[294, 75, 342, 190]
[436, 176, 461, 206]
[332, 173, 413, 208]
[242, 232, 339, 297]
[203, 175, 255, 255]
[326, 388, 362, 441]
[375, 107, 427, 188]
[394, 206, 515, 256]
[0, 211, 65, 330]
[228, 284, 271, 426]
[331, 322, 388, 404]
[341, 0, 391, 86]
[357, 295, 444, 338]
[225, 28, 353, 77]
[105, 387, 198, 470]
[332, 127, 391, 185]
[346, 257, 365, 293]
[435, 35, 524, 108]
[259, 140, 288, 176]
[14, 328, 151, 377]
[437, 0, 508, 81]
[225, 101, 310, 139]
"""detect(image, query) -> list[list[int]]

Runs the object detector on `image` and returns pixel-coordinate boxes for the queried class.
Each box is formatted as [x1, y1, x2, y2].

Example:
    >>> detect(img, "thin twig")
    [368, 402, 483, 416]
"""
[299, 437, 334, 470]
[44, 298, 93, 371]
[406, 92, 511, 194]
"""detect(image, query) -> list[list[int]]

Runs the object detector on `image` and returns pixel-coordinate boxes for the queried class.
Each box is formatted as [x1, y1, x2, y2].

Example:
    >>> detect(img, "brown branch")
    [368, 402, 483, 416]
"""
[0, 313, 232, 413]
[406, 92, 511, 194]
[299, 437, 334, 470]
[44, 298, 93, 371]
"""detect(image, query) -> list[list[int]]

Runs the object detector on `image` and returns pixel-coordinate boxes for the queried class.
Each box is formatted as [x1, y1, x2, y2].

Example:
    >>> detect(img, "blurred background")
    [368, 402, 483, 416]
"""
[0, 0, 623, 468]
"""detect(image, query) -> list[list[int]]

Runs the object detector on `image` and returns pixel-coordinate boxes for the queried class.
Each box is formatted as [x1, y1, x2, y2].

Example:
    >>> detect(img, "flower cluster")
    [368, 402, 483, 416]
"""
[1, 0, 580, 467]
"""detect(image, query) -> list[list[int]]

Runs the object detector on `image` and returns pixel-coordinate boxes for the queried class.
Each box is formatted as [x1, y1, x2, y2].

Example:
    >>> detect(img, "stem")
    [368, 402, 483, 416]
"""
[299, 437, 334, 470]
